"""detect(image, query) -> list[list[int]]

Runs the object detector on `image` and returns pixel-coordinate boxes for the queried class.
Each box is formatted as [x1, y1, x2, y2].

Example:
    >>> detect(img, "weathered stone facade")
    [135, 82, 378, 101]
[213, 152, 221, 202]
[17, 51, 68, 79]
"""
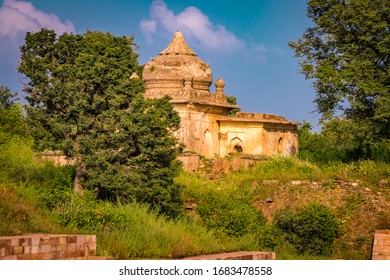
[142, 31, 298, 158]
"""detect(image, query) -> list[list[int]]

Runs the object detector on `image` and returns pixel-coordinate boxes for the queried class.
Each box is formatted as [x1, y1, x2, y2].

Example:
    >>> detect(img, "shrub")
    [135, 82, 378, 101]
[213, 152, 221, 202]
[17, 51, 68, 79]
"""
[36, 164, 75, 209]
[275, 203, 341, 256]
[257, 224, 285, 251]
[195, 188, 266, 237]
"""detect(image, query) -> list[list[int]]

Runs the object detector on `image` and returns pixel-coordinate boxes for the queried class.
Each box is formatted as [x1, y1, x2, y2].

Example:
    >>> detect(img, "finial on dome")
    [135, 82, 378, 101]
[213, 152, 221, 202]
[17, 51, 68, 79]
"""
[215, 78, 225, 94]
[160, 31, 197, 56]
[130, 72, 139, 79]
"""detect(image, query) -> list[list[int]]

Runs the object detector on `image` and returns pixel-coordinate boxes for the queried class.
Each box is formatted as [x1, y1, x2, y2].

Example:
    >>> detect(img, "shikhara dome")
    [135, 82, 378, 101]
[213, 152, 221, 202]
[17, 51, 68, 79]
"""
[142, 31, 212, 98]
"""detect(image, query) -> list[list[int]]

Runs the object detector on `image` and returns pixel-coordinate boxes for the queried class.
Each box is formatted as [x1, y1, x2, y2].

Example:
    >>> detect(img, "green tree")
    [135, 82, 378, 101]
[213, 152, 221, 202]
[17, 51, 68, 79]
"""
[290, 0, 390, 143]
[0, 86, 27, 144]
[18, 29, 183, 217]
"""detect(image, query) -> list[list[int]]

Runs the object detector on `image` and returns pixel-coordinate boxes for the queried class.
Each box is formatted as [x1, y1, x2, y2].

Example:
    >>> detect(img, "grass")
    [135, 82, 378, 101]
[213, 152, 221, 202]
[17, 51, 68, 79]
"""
[0, 138, 257, 259]
[1, 138, 389, 259]
[177, 156, 390, 259]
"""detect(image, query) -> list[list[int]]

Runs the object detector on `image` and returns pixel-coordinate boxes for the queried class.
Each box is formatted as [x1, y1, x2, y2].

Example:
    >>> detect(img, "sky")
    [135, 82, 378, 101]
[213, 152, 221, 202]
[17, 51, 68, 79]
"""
[0, 0, 320, 127]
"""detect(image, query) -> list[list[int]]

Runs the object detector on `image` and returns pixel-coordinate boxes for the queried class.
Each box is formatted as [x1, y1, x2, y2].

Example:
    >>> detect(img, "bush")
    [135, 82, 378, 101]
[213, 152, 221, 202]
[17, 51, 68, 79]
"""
[257, 224, 285, 251]
[36, 164, 75, 209]
[275, 203, 341, 256]
[195, 188, 266, 237]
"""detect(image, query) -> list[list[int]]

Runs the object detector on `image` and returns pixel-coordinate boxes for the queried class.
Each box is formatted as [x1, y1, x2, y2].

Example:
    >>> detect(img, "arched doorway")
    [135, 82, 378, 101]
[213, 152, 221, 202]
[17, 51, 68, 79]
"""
[277, 137, 283, 154]
[230, 137, 243, 154]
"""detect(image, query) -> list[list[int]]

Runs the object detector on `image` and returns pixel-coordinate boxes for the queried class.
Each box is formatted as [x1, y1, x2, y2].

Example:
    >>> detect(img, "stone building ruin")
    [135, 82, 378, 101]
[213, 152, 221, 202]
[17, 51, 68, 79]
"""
[141, 31, 298, 159]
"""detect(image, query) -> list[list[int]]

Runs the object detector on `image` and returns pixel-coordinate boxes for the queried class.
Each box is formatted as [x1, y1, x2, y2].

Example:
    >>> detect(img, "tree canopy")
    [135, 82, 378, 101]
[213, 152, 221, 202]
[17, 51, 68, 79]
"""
[18, 29, 183, 217]
[0, 86, 27, 144]
[290, 0, 390, 143]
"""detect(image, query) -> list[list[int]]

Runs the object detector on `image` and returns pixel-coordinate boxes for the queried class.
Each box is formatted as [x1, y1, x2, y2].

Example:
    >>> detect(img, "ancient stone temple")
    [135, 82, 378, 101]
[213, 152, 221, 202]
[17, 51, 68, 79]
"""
[142, 31, 298, 159]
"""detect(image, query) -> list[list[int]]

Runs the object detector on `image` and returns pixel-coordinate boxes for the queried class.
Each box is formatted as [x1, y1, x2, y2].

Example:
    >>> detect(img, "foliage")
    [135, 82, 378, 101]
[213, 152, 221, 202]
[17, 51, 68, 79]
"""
[18, 29, 183, 217]
[187, 185, 266, 237]
[290, 0, 390, 147]
[298, 118, 390, 162]
[275, 203, 341, 256]
[81, 95, 184, 217]
[257, 224, 286, 251]
[0, 85, 17, 108]
[0, 137, 36, 182]
[0, 85, 27, 144]
[227, 95, 240, 116]
[36, 164, 75, 209]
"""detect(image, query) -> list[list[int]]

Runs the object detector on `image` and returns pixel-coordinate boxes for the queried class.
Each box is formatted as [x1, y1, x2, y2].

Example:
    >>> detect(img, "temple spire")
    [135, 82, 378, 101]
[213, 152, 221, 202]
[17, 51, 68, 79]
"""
[160, 31, 197, 56]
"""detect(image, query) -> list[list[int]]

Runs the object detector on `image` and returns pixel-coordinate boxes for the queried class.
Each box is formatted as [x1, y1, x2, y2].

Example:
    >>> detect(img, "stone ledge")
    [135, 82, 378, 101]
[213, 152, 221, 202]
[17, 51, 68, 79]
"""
[0, 234, 96, 260]
[182, 251, 276, 260]
[372, 230, 390, 260]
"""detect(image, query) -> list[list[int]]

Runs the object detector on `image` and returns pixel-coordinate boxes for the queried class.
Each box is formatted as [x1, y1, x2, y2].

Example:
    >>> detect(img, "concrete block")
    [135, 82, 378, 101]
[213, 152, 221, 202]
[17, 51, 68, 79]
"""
[58, 251, 66, 259]
[2, 255, 17, 260]
[11, 238, 19, 247]
[85, 235, 96, 244]
[89, 242, 96, 251]
[31, 237, 40, 246]
[375, 230, 390, 235]
[0, 239, 11, 248]
[11, 246, 24, 255]
[67, 243, 76, 252]
[0, 247, 7, 257]
[20, 238, 32, 246]
[31, 245, 39, 254]
[23, 246, 32, 254]
[67, 236, 77, 243]
[77, 235, 86, 244]
[40, 245, 52, 253]
[41, 252, 55, 260]
[41, 237, 54, 245]
[59, 236, 67, 245]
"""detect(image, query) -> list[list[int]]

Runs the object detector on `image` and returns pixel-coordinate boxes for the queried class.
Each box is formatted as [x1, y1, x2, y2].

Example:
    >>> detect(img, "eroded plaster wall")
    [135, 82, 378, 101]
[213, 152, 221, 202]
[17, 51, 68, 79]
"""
[219, 121, 264, 157]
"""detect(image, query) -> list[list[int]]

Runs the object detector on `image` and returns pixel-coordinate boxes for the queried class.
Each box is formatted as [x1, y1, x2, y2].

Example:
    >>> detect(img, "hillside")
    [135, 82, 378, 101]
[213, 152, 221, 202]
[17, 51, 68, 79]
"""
[1, 141, 389, 259]
[178, 157, 390, 259]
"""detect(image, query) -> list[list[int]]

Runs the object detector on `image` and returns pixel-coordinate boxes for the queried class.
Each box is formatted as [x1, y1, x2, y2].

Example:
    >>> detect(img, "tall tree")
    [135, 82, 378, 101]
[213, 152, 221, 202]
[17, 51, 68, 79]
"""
[290, 0, 390, 142]
[19, 29, 183, 217]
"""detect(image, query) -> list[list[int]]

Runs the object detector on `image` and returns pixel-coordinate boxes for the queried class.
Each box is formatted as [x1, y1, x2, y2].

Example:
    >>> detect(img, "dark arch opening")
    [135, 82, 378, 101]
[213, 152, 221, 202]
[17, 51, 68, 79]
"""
[277, 137, 283, 153]
[234, 145, 243, 153]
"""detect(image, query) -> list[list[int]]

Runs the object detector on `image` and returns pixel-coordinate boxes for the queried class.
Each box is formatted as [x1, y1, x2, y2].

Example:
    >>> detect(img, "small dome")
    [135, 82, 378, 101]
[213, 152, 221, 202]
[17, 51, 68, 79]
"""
[142, 31, 212, 98]
[215, 78, 225, 89]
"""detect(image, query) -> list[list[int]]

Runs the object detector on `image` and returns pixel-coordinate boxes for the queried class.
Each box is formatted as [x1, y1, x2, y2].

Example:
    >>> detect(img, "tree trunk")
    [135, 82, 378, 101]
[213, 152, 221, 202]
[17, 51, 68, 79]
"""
[73, 167, 83, 193]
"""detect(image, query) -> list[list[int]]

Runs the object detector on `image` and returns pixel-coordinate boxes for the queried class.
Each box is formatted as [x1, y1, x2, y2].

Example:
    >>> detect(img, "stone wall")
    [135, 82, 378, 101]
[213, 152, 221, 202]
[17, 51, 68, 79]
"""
[178, 153, 259, 176]
[0, 234, 96, 260]
[183, 251, 276, 260]
[38, 151, 75, 166]
[372, 230, 390, 260]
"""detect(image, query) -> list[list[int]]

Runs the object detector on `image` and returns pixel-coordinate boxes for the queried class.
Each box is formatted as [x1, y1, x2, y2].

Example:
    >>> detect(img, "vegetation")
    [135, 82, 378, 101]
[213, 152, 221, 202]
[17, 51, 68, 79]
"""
[290, 0, 390, 160]
[275, 203, 341, 256]
[18, 29, 183, 217]
[1, 2, 389, 259]
[1, 130, 389, 259]
[0, 86, 27, 144]
[298, 119, 390, 163]
[178, 156, 390, 259]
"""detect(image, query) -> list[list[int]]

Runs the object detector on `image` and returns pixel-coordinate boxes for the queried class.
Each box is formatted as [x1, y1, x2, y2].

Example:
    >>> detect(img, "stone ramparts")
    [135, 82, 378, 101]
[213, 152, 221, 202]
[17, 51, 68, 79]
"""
[372, 230, 390, 260]
[183, 251, 276, 260]
[0, 234, 96, 260]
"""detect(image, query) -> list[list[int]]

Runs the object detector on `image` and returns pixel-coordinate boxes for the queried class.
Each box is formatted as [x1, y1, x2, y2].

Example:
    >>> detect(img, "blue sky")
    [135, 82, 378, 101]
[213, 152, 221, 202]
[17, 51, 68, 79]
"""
[0, 0, 320, 126]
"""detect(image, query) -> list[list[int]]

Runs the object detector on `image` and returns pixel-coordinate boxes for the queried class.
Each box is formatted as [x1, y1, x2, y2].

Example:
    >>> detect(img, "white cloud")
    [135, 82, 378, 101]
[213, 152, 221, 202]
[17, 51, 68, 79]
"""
[139, 19, 157, 42]
[0, 0, 75, 52]
[140, 0, 244, 52]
